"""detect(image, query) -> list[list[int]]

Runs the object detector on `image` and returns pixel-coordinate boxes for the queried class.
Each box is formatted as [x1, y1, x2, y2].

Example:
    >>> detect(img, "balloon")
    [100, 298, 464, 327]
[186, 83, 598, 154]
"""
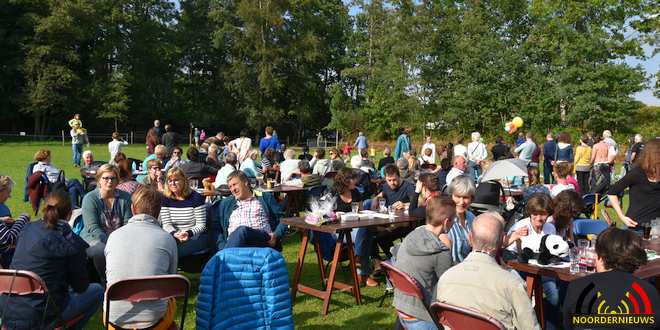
[504, 123, 511, 132]
[510, 125, 518, 134]
[512, 116, 524, 128]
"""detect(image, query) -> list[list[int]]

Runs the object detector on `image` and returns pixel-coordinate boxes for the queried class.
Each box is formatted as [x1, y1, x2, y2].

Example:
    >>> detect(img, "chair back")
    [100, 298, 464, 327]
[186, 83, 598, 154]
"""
[572, 218, 608, 237]
[430, 301, 504, 330]
[324, 171, 337, 179]
[380, 261, 424, 301]
[187, 176, 204, 189]
[104, 275, 190, 330]
[0, 269, 47, 296]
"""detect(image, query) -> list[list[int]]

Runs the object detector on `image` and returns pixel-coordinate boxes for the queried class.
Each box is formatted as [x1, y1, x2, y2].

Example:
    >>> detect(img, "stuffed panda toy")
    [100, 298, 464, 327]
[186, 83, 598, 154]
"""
[519, 234, 570, 265]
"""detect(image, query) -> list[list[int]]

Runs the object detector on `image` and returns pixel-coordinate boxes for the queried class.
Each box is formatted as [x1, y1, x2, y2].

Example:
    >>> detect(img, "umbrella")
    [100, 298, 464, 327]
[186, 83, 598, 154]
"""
[479, 158, 528, 182]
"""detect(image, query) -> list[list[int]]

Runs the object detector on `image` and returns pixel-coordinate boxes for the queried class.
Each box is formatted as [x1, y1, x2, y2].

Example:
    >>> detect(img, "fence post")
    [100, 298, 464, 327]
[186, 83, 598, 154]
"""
[130, 131, 134, 144]
[61, 130, 65, 146]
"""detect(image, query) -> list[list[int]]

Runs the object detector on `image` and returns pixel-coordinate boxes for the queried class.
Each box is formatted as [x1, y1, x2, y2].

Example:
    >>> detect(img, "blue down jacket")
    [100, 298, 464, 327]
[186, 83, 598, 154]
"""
[196, 248, 293, 330]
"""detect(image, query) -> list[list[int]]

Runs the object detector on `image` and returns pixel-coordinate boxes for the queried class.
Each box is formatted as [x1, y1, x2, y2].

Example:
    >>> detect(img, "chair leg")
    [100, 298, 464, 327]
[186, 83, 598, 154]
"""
[393, 315, 405, 330]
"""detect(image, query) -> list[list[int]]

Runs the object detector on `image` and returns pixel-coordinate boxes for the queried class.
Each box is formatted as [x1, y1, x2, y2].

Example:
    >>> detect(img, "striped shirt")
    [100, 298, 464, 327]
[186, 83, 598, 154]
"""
[0, 214, 29, 252]
[227, 197, 271, 235]
[448, 211, 475, 263]
[160, 191, 206, 237]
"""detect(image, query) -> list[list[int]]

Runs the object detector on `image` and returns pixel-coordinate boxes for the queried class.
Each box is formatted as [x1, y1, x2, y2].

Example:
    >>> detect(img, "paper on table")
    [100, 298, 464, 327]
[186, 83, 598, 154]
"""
[528, 259, 571, 268]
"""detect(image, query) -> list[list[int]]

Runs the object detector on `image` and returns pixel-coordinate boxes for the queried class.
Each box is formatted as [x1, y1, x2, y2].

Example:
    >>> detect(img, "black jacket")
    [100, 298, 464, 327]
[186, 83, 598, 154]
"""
[0, 220, 89, 329]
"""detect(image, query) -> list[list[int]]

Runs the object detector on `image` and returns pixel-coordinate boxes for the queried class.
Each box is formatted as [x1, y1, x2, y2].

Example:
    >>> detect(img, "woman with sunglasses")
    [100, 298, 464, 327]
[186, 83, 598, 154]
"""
[80, 164, 133, 283]
[160, 168, 207, 257]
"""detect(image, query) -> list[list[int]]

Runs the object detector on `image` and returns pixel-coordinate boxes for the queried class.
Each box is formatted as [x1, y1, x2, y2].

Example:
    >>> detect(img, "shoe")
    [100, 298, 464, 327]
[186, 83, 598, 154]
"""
[358, 275, 379, 287]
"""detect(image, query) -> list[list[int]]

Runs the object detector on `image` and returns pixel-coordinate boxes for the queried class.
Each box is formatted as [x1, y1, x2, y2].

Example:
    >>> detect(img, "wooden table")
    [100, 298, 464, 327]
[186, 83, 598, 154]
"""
[507, 239, 660, 329]
[282, 213, 422, 315]
[258, 185, 309, 216]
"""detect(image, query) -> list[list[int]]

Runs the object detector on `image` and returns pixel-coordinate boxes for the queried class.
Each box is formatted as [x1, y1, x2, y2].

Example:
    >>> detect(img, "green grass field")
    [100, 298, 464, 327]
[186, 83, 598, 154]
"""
[0, 142, 397, 329]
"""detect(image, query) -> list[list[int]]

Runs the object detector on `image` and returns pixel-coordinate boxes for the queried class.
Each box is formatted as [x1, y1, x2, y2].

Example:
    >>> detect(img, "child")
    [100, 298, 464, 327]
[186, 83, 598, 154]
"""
[68, 114, 84, 132]
[548, 162, 576, 197]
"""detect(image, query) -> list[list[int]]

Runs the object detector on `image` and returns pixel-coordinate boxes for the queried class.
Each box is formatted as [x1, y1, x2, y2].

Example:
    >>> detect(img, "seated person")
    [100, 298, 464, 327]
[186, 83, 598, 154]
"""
[437, 212, 540, 330]
[261, 148, 279, 180]
[164, 146, 184, 172]
[139, 159, 165, 191]
[445, 155, 468, 186]
[80, 150, 104, 192]
[215, 170, 285, 250]
[378, 147, 395, 171]
[447, 175, 477, 263]
[31, 149, 84, 207]
[0, 192, 103, 330]
[330, 168, 362, 213]
[239, 149, 260, 179]
[548, 190, 584, 241]
[137, 144, 168, 182]
[178, 146, 217, 180]
[279, 149, 300, 183]
[0, 176, 29, 268]
[394, 197, 455, 330]
[160, 168, 207, 257]
[115, 159, 141, 196]
[298, 145, 313, 161]
[214, 152, 238, 188]
[408, 172, 441, 218]
[396, 158, 414, 183]
[311, 148, 329, 175]
[81, 164, 133, 283]
[299, 160, 322, 188]
[105, 187, 178, 329]
[563, 227, 659, 330]
[548, 162, 575, 197]
[377, 164, 416, 209]
[205, 144, 223, 170]
[436, 157, 451, 189]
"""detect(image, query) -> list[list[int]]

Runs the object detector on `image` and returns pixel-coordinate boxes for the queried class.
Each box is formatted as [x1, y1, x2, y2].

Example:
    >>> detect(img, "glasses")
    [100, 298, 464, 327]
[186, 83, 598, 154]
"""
[149, 166, 161, 170]
[167, 179, 180, 185]
[101, 176, 117, 182]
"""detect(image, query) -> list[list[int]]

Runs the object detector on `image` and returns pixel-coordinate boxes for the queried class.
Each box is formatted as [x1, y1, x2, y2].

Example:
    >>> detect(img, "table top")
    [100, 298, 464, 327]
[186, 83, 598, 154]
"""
[282, 212, 423, 234]
[507, 239, 660, 281]
[257, 184, 308, 193]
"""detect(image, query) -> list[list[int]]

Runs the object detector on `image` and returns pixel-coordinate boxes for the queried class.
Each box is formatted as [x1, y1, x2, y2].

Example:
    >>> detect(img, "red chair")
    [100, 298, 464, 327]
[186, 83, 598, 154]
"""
[429, 301, 505, 330]
[380, 261, 434, 327]
[104, 275, 191, 330]
[0, 269, 84, 330]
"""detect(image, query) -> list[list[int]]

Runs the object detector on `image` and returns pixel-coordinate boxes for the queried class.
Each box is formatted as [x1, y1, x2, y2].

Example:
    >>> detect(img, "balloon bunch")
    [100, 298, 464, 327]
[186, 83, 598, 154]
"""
[504, 117, 524, 135]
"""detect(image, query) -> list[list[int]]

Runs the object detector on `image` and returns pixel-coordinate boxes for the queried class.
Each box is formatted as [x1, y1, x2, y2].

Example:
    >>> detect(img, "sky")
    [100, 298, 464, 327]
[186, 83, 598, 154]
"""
[172, 0, 659, 106]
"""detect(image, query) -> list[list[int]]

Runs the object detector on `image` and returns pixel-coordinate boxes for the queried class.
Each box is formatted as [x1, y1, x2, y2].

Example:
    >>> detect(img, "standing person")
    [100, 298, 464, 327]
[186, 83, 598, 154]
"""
[194, 127, 201, 147]
[437, 212, 540, 330]
[259, 126, 280, 157]
[394, 128, 412, 160]
[0, 192, 104, 330]
[627, 134, 645, 171]
[515, 132, 525, 147]
[585, 131, 595, 146]
[393, 197, 456, 330]
[491, 136, 511, 161]
[354, 131, 369, 155]
[108, 132, 128, 164]
[200, 129, 206, 143]
[555, 132, 574, 163]
[574, 134, 592, 193]
[452, 137, 468, 161]
[152, 119, 162, 138]
[80, 164, 133, 283]
[543, 133, 557, 184]
[145, 127, 160, 154]
[607, 138, 660, 230]
[70, 122, 89, 167]
[378, 147, 395, 171]
[421, 136, 437, 165]
[161, 124, 179, 157]
[228, 129, 252, 164]
[467, 132, 487, 179]
[105, 187, 178, 329]
[515, 133, 537, 163]
[590, 136, 611, 194]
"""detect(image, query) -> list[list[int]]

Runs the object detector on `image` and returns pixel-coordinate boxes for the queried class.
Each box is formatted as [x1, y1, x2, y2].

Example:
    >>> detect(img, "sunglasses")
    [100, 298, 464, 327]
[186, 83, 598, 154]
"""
[101, 176, 117, 182]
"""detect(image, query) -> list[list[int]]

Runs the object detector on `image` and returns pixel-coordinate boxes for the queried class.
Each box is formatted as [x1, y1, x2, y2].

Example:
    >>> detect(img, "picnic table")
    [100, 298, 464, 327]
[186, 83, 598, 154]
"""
[507, 239, 660, 329]
[282, 212, 423, 315]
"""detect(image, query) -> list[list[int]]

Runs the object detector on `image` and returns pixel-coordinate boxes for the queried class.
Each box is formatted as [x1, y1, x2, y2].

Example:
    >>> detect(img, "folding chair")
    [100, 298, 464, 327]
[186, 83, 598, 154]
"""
[429, 301, 504, 330]
[379, 261, 435, 327]
[572, 218, 609, 239]
[104, 274, 191, 330]
[0, 269, 84, 330]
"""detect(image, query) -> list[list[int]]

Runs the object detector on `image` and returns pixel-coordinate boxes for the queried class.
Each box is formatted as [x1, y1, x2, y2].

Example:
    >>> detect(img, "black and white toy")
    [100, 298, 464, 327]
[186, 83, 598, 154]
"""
[519, 234, 570, 265]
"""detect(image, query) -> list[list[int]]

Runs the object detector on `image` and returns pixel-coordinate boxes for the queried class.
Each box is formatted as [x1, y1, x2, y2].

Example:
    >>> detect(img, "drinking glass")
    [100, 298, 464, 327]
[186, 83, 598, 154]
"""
[190, 180, 198, 189]
[387, 205, 396, 221]
[569, 247, 580, 274]
[643, 223, 652, 240]
[351, 202, 359, 214]
[378, 199, 386, 213]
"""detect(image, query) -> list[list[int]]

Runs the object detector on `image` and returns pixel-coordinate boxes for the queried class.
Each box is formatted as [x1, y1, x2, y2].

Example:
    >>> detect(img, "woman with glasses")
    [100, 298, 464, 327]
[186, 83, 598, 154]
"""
[140, 159, 165, 191]
[80, 164, 133, 283]
[164, 146, 184, 172]
[160, 168, 207, 257]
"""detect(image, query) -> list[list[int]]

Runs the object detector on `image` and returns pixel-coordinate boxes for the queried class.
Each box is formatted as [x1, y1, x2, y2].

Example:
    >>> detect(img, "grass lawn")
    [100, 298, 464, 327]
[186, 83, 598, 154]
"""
[0, 142, 397, 329]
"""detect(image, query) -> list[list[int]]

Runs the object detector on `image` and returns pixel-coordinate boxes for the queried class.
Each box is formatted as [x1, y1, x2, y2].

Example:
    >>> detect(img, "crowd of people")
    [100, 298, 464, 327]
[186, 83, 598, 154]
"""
[0, 122, 658, 329]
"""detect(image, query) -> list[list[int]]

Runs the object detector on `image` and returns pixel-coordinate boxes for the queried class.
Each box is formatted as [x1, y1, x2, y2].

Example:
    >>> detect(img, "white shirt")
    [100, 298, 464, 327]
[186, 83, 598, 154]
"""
[420, 143, 437, 164]
[467, 142, 487, 162]
[108, 139, 128, 162]
[279, 159, 300, 183]
[549, 183, 575, 197]
[313, 159, 331, 176]
[213, 164, 236, 188]
[453, 144, 468, 159]
[32, 162, 62, 183]
[506, 217, 556, 252]
[445, 167, 465, 186]
[228, 137, 252, 163]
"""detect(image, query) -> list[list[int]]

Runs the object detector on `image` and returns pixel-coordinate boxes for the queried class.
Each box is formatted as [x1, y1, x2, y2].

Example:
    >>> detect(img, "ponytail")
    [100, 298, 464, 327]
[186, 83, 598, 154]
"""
[42, 191, 71, 228]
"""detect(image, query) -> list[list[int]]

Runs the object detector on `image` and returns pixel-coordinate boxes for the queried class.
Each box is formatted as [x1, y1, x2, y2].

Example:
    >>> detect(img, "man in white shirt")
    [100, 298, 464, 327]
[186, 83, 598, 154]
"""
[445, 155, 467, 186]
[214, 152, 238, 188]
[228, 129, 252, 164]
[467, 132, 487, 178]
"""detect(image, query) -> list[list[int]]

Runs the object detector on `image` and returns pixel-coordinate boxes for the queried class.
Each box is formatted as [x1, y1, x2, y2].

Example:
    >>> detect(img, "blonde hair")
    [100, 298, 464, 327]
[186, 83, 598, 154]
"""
[95, 164, 120, 183]
[34, 149, 51, 162]
[163, 167, 191, 199]
[0, 175, 15, 192]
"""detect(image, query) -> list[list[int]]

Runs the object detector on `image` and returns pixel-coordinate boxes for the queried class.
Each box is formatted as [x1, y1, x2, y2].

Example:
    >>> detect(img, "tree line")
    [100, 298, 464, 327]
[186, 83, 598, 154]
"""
[0, 0, 657, 140]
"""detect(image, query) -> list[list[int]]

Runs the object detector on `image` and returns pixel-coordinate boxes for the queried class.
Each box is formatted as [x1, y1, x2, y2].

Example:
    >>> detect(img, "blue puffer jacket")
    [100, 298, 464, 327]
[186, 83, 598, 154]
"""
[196, 248, 294, 330]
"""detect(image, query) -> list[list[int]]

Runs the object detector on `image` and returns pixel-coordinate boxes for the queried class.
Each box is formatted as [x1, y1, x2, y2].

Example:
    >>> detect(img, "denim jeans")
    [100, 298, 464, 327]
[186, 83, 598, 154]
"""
[72, 143, 83, 166]
[61, 283, 104, 330]
[543, 160, 555, 184]
[66, 179, 84, 208]
[399, 318, 438, 330]
[225, 226, 280, 249]
[353, 228, 374, 275]
[86, 242, 107, 284]
[178, 232, 210, 257]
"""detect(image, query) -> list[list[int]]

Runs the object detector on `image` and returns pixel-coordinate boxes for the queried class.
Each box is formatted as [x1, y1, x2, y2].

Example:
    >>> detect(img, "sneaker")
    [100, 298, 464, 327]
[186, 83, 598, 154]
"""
[358, 274, 379, 287]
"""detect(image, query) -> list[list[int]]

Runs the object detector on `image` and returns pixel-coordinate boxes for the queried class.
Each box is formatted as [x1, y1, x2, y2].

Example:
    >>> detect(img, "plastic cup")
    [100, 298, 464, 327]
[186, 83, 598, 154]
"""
[351, 202, 359, 213]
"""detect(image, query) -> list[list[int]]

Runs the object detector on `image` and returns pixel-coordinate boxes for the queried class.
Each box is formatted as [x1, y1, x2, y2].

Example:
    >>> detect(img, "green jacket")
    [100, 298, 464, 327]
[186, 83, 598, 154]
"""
[213, 191, 285, 250]
[80, 188, 133, 244]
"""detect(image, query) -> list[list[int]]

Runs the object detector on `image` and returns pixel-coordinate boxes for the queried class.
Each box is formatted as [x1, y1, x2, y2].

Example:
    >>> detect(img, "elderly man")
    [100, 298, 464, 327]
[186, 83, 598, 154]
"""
[80, 150, 104, 192]
[394, 197, 456, 329]
[445, 155, 467, 186]
[105, 187, 177, 329]
[214, 171, 285, 250]
[436, 212, 540, 330]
